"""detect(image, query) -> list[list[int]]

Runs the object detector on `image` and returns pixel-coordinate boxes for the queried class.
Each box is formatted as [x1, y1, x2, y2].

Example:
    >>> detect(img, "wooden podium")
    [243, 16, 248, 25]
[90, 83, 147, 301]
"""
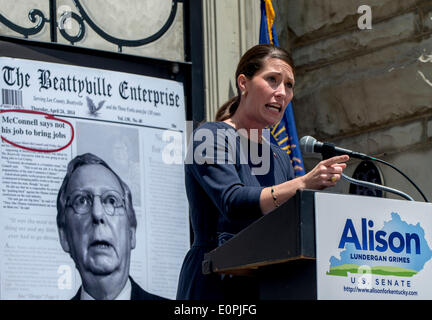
[202, 189, 317, 299]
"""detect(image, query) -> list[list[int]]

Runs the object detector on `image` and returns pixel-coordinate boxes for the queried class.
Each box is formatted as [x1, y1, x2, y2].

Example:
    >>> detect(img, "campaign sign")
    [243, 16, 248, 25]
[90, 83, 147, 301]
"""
[315, 192, 432, 299]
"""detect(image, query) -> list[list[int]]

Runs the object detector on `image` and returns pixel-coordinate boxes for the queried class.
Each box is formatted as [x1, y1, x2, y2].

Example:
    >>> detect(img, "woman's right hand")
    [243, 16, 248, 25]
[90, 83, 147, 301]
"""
[300, 155, 350, 190]
[260, 155, 349, 215]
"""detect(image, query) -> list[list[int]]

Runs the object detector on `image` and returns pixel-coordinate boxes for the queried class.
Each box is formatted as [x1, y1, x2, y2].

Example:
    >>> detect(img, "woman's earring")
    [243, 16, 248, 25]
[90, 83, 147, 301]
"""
[241, 90, 246, 96]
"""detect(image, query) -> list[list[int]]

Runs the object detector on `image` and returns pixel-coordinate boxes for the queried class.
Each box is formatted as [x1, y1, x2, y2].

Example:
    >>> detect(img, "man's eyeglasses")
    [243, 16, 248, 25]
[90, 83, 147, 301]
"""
[66, 190, 126, 216]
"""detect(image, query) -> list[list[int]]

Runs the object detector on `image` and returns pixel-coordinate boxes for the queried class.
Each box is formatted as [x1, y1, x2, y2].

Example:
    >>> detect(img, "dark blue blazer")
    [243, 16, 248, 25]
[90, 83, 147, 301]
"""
[176, 122, 295, 300]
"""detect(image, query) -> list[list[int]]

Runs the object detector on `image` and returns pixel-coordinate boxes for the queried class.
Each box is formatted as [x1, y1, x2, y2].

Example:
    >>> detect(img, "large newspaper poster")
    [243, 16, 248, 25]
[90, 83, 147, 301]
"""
[0, 57, 189, 300]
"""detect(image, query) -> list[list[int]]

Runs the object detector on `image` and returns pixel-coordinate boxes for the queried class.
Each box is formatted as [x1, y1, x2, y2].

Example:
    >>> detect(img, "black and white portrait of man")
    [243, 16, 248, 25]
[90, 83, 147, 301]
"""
[56, 153, 165, 300]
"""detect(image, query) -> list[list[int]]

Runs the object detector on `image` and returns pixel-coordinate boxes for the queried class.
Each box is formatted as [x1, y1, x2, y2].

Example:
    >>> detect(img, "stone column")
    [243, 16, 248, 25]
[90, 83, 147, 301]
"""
[202, 0, 260, 121]
[276, 0, 432, 201]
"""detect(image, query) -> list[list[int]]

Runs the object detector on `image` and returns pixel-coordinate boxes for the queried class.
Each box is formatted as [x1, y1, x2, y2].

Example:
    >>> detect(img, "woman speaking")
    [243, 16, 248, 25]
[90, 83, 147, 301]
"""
[176, 44, 349, 300]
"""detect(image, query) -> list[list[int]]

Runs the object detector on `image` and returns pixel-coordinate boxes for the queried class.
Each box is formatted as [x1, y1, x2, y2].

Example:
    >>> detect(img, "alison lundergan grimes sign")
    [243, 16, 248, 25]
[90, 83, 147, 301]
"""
[315, 192, 432, 300]
[0, 57, 189, 300]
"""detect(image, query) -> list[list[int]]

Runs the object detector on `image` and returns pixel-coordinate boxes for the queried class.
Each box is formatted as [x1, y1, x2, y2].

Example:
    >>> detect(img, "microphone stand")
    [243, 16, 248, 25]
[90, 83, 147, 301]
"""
[341, 173, 414, 201]
[322, 149, 428, 202]
[368, 156, 429, 202]
[301, 136, 429, 202]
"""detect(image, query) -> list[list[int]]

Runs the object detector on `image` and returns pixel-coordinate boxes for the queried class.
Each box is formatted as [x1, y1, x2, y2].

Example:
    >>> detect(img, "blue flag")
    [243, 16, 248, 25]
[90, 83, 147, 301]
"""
[259, 0, 305, 177]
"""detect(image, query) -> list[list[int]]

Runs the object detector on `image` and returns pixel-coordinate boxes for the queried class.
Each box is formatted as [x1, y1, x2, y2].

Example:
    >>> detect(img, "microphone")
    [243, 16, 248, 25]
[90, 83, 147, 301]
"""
[299, 135, 428, 202]
[299, 136, 372, 160]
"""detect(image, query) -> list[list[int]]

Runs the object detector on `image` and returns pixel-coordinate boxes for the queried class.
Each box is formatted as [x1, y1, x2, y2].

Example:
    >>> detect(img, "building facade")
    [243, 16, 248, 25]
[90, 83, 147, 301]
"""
[204, 0, 432, 202]
[1, 0, 432, 206]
